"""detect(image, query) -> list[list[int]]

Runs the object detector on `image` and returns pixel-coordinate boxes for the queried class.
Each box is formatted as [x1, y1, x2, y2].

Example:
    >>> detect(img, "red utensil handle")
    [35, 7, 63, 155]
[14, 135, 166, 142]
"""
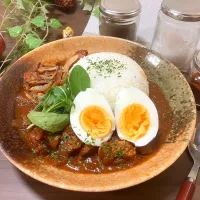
[176, 178, 195, 200]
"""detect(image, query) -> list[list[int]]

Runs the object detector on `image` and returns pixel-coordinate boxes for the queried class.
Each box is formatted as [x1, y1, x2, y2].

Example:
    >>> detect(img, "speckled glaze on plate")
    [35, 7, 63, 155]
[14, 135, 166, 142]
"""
[0, 36, 196, 192]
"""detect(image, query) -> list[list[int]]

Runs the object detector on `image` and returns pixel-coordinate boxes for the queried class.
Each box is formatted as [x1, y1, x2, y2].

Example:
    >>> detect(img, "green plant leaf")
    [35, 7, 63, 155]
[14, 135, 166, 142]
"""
[27, 111, 70, 133]
[40, 5, 49, 14]
[23, 0, 34, 12]
[69, 65, 90, 97]
[34, 83, 74, 114]
[79, 0, 84, 5]
[31, 16, 45, 28]
[92, 6, 100, 18]
[83, 2, 93, 11]
[50, 18, 63, 29]
[25, 34, 44, 50]
[3, 0, 11, 8]
[7, 26, 22, 38]
[16, 0, 25, 10]
[30, 30, 40, 38]
[3, 65, 11, 72]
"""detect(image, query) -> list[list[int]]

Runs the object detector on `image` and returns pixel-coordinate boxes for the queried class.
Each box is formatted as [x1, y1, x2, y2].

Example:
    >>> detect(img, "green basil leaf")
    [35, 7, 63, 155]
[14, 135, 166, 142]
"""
[27, 111, 69, 133]
[25, 34, 44, 50]
[31, 16, 45, 28]
[50, 18, 63, 29]
[69, 65, 90, 97]
[53, 85, 68, 98]
[7, 26, 22, 38]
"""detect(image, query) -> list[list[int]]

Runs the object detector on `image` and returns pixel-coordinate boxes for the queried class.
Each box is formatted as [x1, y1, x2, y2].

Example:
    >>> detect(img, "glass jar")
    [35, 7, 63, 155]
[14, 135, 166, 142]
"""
[99, 0, 141, 42]
[189, 50, 200, 109]
[151, 0, 200, 73]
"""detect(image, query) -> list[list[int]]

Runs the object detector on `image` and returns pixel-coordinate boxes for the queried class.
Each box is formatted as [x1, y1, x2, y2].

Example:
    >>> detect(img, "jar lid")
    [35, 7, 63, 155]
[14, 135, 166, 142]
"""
[194, 50, 200, 71]
[100, 0, 141, 19]
[161, 0, 200, 22]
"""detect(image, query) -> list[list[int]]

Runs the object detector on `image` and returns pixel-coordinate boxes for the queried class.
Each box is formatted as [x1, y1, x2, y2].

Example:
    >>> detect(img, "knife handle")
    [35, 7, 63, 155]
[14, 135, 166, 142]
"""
[176, 177, 195, 200]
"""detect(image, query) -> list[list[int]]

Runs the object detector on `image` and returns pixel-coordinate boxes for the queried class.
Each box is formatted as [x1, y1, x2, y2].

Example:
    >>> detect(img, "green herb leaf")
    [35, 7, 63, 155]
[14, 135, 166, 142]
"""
[50, 18, 63, 29]
[34, 84, 74, 114]
[69, 65, 90, 97]
[25, 34, 44, 50]
[16, 0, 25, 10]
[31, 16, 45, 28]
[27, 111, 70, 133]
[7, 26, 23, 38]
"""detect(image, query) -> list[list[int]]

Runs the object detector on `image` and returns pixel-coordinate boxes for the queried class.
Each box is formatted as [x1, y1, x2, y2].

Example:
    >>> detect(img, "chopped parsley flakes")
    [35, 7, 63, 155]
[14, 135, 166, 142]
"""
[86, 58, 127, 78]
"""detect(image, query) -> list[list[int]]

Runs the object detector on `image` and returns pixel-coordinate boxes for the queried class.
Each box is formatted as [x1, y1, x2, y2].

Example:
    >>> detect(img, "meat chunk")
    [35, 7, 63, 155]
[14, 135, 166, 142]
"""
[25, 127, 49, 155]
[98, 140, 136, 165]
[12, 116, 30, 129]
[58, 127, 82, 157]
[46, 134, 61, 150]
[79, 144, 97, 158]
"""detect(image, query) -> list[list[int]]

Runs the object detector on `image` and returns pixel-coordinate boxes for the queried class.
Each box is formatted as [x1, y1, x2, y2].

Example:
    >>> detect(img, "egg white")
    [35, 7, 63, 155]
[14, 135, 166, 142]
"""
[71, 52, 149, 110]
[115, 87, 159, 147]
[70, 88, 115, 146]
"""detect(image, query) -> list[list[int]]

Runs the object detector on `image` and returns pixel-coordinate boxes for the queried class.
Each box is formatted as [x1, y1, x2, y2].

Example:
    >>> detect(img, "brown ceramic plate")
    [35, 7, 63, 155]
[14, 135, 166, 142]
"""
[0, 36, 196, 192]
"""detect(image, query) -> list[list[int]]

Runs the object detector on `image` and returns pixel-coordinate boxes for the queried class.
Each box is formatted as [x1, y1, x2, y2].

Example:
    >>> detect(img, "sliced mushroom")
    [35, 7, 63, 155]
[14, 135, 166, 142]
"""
[29, 81, 53, 92]
[76, 50, 88, 58]
[60, 72, 69, 85]
[38, 70, 57, 80]
[63, 54, 79, 72]
[61, 50, 88, 84]
[52, 63, 63, 86]
[27, 79, 49, 87]
[37, 65, 58, 73]
[63, 50, 88, 72]
[24, 92, 37, 103]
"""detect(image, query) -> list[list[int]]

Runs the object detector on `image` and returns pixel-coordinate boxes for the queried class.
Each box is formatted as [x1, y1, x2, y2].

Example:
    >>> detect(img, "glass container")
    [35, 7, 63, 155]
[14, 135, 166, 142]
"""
[189, 50, 200, 109]
[151, 0, 200, 73]
[99, 0, 141, 42]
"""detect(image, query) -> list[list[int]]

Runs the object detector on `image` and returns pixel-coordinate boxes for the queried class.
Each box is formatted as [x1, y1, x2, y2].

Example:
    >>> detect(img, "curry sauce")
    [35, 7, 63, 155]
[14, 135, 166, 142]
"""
[14, 82, 173, 173]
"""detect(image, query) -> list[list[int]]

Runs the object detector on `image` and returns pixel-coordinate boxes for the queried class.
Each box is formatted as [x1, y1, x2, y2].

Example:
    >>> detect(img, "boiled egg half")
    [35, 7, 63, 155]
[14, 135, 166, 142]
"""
[70, 88, 115, 146]
[115, 87, 159, 147]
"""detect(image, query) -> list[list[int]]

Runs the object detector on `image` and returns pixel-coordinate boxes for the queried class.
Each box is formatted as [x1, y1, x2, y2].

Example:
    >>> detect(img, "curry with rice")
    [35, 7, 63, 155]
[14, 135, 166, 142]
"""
[13, 50, 173, 173]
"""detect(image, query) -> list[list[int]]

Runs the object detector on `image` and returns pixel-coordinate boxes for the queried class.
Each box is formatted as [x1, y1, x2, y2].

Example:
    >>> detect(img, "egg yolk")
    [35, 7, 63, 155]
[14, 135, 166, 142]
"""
[119, 104, 150, 140]
[80, 106, 112, 138]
